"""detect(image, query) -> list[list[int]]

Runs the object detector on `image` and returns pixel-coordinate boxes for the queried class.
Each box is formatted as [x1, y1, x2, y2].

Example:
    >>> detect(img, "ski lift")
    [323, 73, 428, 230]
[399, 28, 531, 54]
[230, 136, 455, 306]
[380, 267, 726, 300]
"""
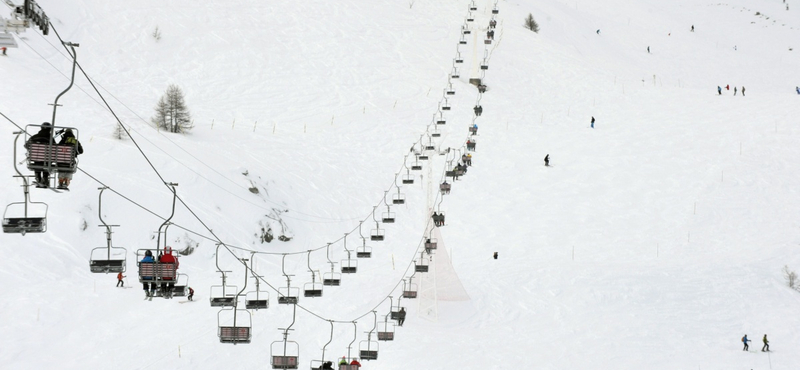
[485, 38, 492, 45]
[418, 152, 429, 160]
[271, 306, 300, 369]
[432, 125, 442, 138]
[392, 179, 406, 204]
[89, 187, 126, 273]
[439, 181, 451, 195]
[245, 254, 270, 309]
[462, 23, 471, 35]
[310, 321, 335, 370]
[218, 308, 252, 344]
[303, 251, 323, 297]
[3, 131, 47, 235]
[377, 313, 395, 341]
[402, 170, 414, 185]
[357, 221, 373, 258]
[402, 277, 418, 299]
[323, 244, 342, 286]
[492, 2, 499, 14]
[138, 185, 180, 298]
[210, 244, 237, 306]
[469, 1, 477, 11]
[469, 124, 478, 135]
[425, 236, 438, 254]
[341, 235, 358, 273]
[467, 140, 476, 151]
[481, 58, 489, 70]
[467, 11, 474, 22]
[172, 273, 189, 297]
[435, 112, 446, 125]
[278, 254, 300, 304]
[455, 49, 463, 64]
[390, 296, 406, 321]
[440, 97, 451, 111]
[446, 84, 455, 96]
[218, 259, 251, 344]
[459, 35, 467, 45]
[370, 210, 385, 241]
[415, 252, 430, 273]
[450, 66, 460, 80]
[359, 312, 380, 361]
[411, 155, 422, 171]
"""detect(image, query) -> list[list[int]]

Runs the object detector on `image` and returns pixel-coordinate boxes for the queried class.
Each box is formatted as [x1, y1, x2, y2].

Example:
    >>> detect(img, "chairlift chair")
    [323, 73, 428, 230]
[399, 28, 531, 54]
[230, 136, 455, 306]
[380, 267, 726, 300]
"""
[481, 59, 489, 70]
[370, 225, 385, 241]
[278, 285, 300, 304]
[440, 182, 451, 194]
[245, 289, 270, 309]
[357, 244, 372, 258]
[304, 280, 323, 297]
[467, 141, 476, 151]
[381, 207, 395, 224]
[377, 318, 395, 341]
[89, 246, 126, 273]
[450, 67, 460, 80]
[469, 125, 478, 135]
[392, 188, 406, 204]
[446, 84, 455, 95]
[459, 35, 467, 45]
[440, 98, 451, 111]
[415, 257, 430, 273]
[210, 282, 238, 307]
[411, 156, 422, 171]
[172, 273, 189, 297]
[24, 124, 80, 184]
[432, 126, 442, 138]
[469, 1, 477, 11]
[485, 39, 492, 45]
[402, 172, 414, 185]
[492, 3, 499, 14]
[218, 308, 252, 344]
[3, 200, 47, 235]
[359, 340, 379, 361]
[136, 248, 178, 283]
[341, 257, 358, 274]
[323, 269, 342, 286]
[271, 339, 300, 369]
[390, 296, 405, 320]
[402, 280, 418, 299]
[455, 51, 464, 64]
[425, 238, 438, 252]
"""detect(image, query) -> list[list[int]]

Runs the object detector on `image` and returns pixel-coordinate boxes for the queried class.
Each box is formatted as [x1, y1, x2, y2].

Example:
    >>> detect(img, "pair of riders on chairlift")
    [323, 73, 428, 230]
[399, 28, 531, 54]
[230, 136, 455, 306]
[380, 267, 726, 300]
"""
[26, 122, 83, 190]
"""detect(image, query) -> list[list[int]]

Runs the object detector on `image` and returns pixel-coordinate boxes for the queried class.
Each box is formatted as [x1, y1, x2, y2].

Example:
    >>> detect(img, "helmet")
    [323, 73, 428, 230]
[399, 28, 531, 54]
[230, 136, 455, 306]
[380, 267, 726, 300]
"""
[41, 122, 51, 126]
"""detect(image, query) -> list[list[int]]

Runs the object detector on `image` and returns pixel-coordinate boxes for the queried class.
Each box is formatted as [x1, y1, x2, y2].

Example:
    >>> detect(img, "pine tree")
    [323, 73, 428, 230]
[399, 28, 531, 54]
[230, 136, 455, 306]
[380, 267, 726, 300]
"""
[152, 84, 193, 133]
[524, 13, 539, 33]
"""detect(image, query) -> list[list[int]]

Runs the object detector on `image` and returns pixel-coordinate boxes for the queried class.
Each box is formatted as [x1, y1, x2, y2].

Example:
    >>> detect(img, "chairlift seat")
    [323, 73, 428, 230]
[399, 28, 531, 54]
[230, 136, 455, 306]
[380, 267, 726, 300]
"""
[403, 290, 417, 299]
[467, 17, 474, 22]
[415, 265, 429, 273]
[172, 285, 187, 297]
[411, 165, 422, 171]
[463, 30, 471, 35]
[446, 90, 455, 95]
[402, 176, 414, 184]
[246, 299, 269, 309]
[138, 262, 177, 282]
[469, 126, 478, 133]
[357, 250, 372, 258]
[90, 259, 125, 273]
[442, 106, 451, 111]
[378, 331, 394, 341]
[485, 39, 492, 44]
[339, 365, 359, 370]
[304, 288, 323, 297]
[219, 326, 251, 344]
[272, 356, 299, 369]
[360, 350, 378, 360]
[445, 170, 455, 177]
[323, 277, 341, 286]
[436, 120, 446, 125]
[451, 73, 460, 79]
[278, 296, 298, 304]
[481, 64, 488, 70]
[341, 266, 357, 274]
[382, 215, 395, 223]
[2, 217, 46, 234]
[492, 9, 499, 14]
[455, 59, 463, 63]
[425, 240, 438, 250]
[210, 297, 236, 307]
[432, 132, 441, 138]
[459, 40, 467, 45]
[370, 231, 385, 241]
[440, 183, 451, 192]
[470, 7, 477, 10]
[27, 143, 77, 173]
[467, 143, 476, 151]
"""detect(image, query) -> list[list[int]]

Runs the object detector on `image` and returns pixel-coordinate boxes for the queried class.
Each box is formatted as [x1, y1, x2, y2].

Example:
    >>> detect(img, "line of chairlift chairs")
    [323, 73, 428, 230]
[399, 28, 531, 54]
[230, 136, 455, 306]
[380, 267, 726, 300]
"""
[3, 2, 494, 367]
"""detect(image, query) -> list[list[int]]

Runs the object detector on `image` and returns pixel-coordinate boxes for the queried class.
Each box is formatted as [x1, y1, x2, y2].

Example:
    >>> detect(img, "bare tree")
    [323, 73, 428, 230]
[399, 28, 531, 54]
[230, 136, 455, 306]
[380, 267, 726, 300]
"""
[524, 13, 540, 33]
[784, 265, 798, 290]
[113, 123, 128, 140]
[152, 84, 193, 133]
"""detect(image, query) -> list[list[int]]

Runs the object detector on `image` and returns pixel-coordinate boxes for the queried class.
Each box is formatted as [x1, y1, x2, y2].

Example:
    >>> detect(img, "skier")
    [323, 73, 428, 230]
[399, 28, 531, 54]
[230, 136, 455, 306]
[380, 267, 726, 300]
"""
[796, 86, 800, 95]
[596, 29, 600, 34]
[116, 272, 126, 287]
[349, 358, 361, 367]
[321, 361, 334, 370]
[25, 122, 54, 188]
[544, 154, 550, 166]
[726, 84, 730, 90]
[1, 47, 6, 55]
[473, 105, 482, 116]
[397, 307, 407, 326]
[762, 334, 769, 352]
[591, 116, 595, 128]
[741, 86, 745, 96]
[466, 153, 472, 166]
[718, 86, 722, 95]
[338, 357, 348, 367]
[431, 212, 440, 227]
[734, 86, 737, 96]
[493, 252, 498, 259]
[742, 334, 751, 351]
[56, 128, 83, 190]
[187, 286, 194, 301]
[647, 46, 650, 53]
[691, 25, 694, 32]
[471, 123, 478, 135]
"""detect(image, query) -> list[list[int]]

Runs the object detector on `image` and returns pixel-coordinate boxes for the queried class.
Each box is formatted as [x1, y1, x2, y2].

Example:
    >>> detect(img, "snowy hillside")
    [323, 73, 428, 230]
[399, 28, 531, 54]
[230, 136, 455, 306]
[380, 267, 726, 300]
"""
[2, 0, 800, 369]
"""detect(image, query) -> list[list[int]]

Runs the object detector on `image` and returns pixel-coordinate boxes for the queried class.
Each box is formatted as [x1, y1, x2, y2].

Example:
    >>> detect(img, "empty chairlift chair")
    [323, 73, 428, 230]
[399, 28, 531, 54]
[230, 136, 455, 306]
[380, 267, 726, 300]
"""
[210, 274, 237, 307]
[278, 254, 300, 304]
[377, 316, 395, 341]
[392, 184, 406, 205]
[323, 244, 342, 286]
[415, 255, 430, 273]
[402, 278, 418, 299]
[303, 253, 323, 297]
[245, 257, 270, 309]
[4, 131, 48, 235]
[172, 273, 189, 297]
[218, 308, 252, 344]
[89, 187, 126, 273]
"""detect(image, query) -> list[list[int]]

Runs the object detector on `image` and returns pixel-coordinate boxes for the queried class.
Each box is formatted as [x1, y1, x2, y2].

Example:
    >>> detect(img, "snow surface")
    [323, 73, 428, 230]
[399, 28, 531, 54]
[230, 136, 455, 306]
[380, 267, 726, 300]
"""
[2, 0, 800, 369]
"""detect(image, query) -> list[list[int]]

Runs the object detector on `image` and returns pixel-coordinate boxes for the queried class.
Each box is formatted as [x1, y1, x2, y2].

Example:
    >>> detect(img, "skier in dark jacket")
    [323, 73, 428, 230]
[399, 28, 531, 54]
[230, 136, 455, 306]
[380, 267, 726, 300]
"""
[544, 154, 550, 166]
[762, 334, 769, 352]
[26, 122, 54, 187]
[718, 86, 722, 95]
[397, 307, 407, 326]
[742, 334, 751, 351]
[56, 128, 83, 190]
[591, 116, 596, 128]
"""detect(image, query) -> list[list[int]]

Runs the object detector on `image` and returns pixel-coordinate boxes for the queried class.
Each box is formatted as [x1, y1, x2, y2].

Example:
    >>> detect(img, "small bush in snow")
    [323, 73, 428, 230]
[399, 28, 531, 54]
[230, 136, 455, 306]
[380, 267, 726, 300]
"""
[524, 13, 539, 33]
[152, 26, 162, 41]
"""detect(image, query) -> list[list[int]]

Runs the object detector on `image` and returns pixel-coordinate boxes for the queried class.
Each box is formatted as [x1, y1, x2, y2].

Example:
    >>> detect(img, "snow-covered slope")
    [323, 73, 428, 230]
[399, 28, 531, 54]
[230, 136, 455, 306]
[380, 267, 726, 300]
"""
[2, 0, 800, 369]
